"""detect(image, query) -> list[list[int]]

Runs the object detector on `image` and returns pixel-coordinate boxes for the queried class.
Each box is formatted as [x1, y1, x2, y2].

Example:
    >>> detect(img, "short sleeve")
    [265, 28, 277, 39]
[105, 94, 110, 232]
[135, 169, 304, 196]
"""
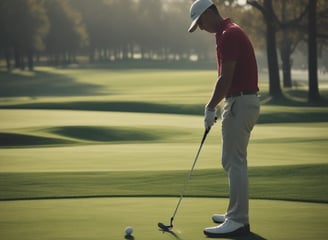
[220, 29, 240, 62]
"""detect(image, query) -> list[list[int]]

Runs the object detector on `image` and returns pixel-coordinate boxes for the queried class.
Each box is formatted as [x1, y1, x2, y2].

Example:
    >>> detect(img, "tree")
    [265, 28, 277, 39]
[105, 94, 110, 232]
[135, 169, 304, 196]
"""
[0, 0, 49, 71]
[70, 0, 115, 63]
[316, 0, 328, 73]
[277, 0, 307, 88]
[45, 0, 88, 65]
[113, 0, 138, 60]
[308, 0, 320, 101]
[247, 0, 283, 99]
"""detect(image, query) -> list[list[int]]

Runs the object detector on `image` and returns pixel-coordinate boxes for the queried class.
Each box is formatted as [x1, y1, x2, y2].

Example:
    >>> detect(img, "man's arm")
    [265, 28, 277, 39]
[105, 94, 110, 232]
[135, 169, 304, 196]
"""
[206, 60, 236, 109]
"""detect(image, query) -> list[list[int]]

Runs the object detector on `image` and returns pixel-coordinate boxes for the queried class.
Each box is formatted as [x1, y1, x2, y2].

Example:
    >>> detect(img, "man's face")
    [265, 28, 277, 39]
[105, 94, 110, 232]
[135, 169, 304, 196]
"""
[197, 9, 217, 33]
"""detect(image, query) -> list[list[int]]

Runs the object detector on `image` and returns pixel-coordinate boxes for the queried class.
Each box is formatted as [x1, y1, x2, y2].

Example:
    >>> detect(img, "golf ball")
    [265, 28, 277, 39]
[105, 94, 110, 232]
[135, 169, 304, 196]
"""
[124, 226, 133, 236]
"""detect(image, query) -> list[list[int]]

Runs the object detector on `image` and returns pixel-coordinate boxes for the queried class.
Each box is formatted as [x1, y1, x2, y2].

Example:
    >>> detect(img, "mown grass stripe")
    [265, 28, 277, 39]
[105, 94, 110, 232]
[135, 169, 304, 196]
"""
[0, 164, 326, 203]
[1, 101, 327, 123]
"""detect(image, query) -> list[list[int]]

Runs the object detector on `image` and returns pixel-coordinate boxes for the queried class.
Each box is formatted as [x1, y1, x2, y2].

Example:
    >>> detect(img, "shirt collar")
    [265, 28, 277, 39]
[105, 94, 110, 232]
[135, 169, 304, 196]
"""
[216, 18, 232, 36]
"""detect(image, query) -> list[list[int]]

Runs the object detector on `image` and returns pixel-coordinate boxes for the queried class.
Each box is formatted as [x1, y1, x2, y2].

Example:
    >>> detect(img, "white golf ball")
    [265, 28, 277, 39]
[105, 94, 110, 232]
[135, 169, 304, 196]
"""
[124, 226, 133, 236]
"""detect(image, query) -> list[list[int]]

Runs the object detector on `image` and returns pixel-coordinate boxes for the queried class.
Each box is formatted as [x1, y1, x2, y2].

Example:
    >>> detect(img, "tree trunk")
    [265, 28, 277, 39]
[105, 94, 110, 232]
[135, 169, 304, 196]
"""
[266, 22, 282, 98]
[5, 48, 11, 71]
[264, 0, 283, 99]
[122, 45, 128, 60]
[308, 0, 320, 102]
[27, 50, 34, 71]
[14, 48, 21, 69]
[280, 40, 292, 88]
[280, 0, 292, 88]
[93, 48, 98, 62]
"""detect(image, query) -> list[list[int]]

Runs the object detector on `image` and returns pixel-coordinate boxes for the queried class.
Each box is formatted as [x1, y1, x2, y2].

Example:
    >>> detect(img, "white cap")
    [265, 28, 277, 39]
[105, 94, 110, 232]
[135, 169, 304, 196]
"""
[188, 0, 214, 33]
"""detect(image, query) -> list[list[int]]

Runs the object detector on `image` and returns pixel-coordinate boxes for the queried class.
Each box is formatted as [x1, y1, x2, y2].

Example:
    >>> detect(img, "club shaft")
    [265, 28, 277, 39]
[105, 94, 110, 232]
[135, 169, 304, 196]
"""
[170, 129, 209, 223]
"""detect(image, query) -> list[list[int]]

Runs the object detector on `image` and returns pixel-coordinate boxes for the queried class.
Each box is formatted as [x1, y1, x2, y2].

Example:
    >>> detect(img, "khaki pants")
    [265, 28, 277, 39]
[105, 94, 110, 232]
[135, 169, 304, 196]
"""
[221, 94, 260, 224]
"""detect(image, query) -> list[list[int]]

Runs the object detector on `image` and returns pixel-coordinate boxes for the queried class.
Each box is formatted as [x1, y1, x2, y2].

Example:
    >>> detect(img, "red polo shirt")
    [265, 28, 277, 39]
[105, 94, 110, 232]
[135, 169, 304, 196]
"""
[216, 18, 259, 95]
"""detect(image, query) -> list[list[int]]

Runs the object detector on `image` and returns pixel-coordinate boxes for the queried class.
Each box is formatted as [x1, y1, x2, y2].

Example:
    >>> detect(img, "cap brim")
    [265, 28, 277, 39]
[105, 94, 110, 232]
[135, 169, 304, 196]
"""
[188, 17, 200, 33]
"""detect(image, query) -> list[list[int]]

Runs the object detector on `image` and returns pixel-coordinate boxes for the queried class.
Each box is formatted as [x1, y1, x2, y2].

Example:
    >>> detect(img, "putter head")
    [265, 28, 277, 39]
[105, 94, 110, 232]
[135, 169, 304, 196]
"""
[158, 222, 172, 232]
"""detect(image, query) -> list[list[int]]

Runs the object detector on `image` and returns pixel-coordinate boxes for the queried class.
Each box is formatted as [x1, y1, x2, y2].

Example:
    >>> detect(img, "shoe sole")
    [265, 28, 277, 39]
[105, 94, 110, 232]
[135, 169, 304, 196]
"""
[204, 224, 250, 238]
[212, 218, 224, 224]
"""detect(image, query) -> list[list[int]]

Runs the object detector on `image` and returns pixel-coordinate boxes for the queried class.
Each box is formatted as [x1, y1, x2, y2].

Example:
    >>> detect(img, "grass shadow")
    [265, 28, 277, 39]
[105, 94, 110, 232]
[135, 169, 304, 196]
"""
[0, 126, 167, 148]
[0, 132, 71, 147]
[0, 126, 177, 148]
[205, 232, 266, 239]
[257, 111, 328, 124]
[124, 235, 135, 240]
[3, 99, 327, 124]
[260, 90, 328, 107]
[0, 101, 203, 115]
[48, 126, 160, 142]
[159, 229, 183, 240]
[0, 69, 106, 97]
[225, 232, 267, 240]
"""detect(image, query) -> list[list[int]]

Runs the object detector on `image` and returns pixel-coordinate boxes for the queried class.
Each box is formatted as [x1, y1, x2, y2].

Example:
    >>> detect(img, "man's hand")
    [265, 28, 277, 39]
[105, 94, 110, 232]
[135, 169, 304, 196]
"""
[204, 107, 217, 131]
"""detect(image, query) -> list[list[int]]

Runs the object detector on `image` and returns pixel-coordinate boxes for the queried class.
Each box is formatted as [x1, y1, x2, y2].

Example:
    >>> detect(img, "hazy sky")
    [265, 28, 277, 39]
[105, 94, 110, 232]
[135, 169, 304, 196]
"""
[238, 0, 247, 5]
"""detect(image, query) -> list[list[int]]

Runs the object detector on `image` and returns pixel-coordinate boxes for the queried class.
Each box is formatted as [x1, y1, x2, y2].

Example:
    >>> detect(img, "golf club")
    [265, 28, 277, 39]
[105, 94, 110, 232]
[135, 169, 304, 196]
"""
[158, 127, 211, 232]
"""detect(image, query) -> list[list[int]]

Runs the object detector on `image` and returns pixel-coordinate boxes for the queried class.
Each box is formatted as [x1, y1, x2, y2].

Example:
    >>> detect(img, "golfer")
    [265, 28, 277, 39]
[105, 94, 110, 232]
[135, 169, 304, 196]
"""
[188, 0, 260, 237]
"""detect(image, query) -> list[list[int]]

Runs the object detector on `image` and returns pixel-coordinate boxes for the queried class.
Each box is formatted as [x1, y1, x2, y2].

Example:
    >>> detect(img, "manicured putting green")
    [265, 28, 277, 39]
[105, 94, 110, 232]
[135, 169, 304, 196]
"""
[1, 165, 327, 203]
[0, 198, 327, 240]
[0, 110, 327, 172]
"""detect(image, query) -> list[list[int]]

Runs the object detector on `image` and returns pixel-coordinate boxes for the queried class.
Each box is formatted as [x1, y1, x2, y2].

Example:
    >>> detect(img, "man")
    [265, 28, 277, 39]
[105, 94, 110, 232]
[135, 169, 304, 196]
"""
[188, 0, 260, 238]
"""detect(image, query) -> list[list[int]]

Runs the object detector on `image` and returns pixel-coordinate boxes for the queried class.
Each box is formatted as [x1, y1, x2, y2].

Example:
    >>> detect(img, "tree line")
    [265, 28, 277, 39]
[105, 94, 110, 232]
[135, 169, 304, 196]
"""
[247, 0, 327, 101]
[0, 0, 327, 102]
[0, 0, 214, 69]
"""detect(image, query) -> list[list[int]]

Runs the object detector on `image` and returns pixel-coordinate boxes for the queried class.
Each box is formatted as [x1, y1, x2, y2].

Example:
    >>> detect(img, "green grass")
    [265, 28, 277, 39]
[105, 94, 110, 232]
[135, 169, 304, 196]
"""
[0, 164, 327, 203]
[0, 66, 327, 239]
[0, 110, 327, 172]
[0, 67, 327, 105]
[0, 198, 327, 240]
[1, 67, 327, 126]
[2, 101, 328, 124]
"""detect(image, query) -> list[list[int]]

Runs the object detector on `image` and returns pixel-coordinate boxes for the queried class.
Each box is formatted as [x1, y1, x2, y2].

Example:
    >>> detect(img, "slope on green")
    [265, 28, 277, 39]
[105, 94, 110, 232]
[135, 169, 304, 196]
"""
[1, 164, 327, 203]
[0, 198, 327, 240]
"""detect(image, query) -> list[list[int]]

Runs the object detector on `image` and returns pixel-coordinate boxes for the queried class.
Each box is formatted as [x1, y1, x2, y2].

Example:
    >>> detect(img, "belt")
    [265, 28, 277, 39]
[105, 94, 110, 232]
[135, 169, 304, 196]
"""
[225, 91, 258, 99]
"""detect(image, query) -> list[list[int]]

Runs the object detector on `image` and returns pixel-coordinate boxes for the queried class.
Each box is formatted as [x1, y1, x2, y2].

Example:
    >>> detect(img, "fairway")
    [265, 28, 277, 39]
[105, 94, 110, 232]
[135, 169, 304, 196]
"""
[0, 198, 327, 240]
[0, 67, 327, 240]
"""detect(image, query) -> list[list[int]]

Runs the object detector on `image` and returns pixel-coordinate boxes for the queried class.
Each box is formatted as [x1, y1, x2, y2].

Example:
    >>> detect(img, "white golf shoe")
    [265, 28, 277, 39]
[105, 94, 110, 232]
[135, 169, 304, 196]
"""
[212, 214, 226, 223]
[203, 219, 250, 238]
